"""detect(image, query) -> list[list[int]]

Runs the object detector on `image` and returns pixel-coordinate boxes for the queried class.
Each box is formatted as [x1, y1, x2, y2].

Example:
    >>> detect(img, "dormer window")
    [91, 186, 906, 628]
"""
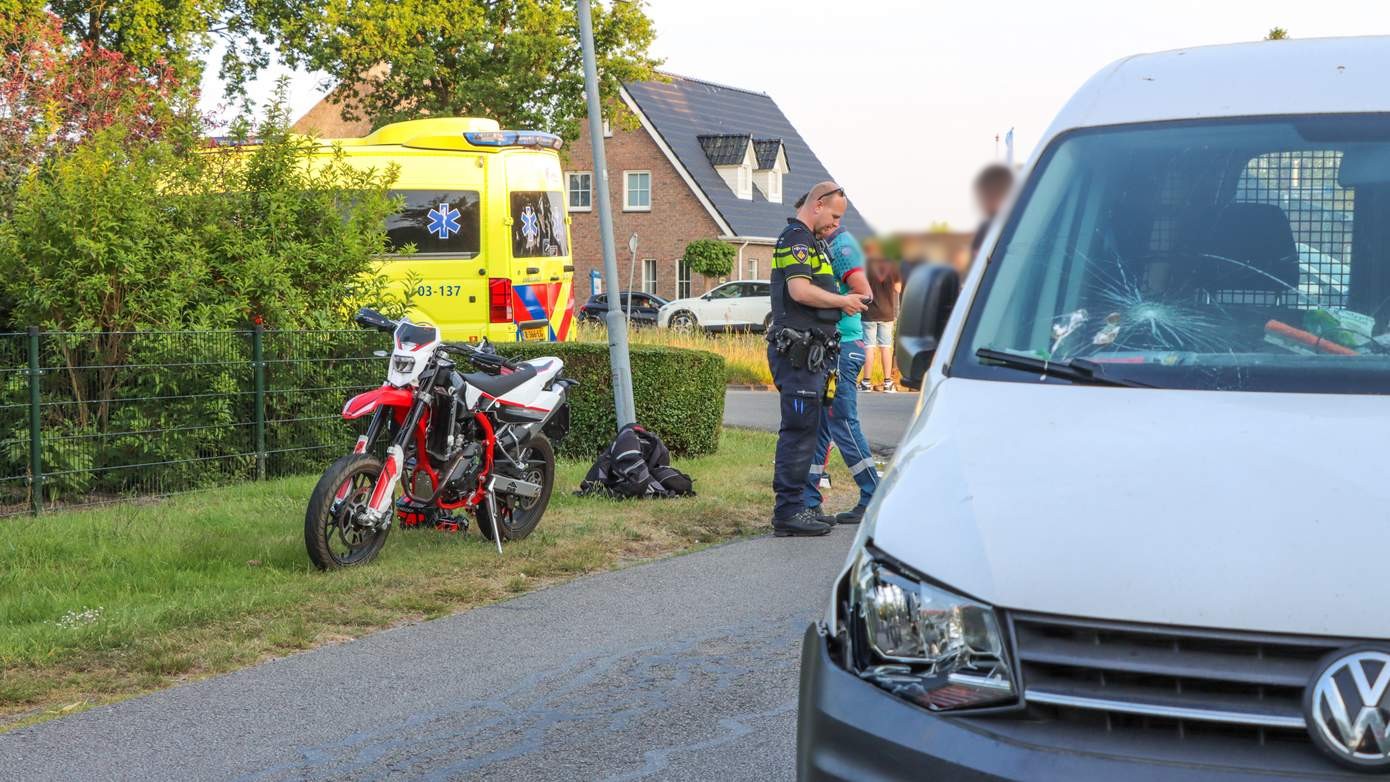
[699, 134, 756, 200]
[752, 138, 789, 204]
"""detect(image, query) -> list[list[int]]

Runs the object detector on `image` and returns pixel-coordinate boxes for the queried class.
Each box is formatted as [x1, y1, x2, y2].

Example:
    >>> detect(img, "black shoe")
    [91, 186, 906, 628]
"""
[806, 506, 838, 526]
[835, 505, 868, 525]
[772, 508, 833, 537]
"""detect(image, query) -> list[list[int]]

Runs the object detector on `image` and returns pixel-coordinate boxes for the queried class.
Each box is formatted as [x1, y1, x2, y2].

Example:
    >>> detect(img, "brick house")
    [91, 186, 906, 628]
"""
[292, 72, 872, 302]
[565, 73, 872, 301]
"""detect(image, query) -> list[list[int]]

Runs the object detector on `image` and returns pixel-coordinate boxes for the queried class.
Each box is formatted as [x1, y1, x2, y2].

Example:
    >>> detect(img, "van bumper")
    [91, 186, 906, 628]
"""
[796, 623, 1330, 782]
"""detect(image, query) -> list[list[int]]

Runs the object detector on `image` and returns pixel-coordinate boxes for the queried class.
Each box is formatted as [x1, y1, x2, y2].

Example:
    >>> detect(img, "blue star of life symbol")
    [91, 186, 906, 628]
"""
[520, 206, 540, 242]
[427, 202, 461, 240]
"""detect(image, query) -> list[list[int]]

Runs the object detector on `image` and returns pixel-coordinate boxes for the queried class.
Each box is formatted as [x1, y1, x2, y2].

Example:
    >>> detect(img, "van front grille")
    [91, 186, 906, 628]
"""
[1008, 613, 1353, 748]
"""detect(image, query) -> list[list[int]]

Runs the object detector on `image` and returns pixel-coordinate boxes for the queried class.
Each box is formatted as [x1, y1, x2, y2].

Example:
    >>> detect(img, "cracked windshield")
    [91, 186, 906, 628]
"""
[962, 116, 1390, 393]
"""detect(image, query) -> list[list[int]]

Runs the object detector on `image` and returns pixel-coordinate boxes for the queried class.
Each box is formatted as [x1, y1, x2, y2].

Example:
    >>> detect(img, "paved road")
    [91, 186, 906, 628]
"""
[1, 531, 860, 782]
[723, 389, 917, 454]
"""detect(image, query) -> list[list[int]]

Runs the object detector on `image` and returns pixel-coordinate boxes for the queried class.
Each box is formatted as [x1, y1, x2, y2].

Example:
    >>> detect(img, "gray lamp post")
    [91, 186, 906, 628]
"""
[577, 0, 636, 429]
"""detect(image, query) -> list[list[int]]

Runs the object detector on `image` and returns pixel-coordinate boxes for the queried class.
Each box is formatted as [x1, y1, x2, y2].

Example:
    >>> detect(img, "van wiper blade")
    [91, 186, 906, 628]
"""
[975, 348, 1152, 388]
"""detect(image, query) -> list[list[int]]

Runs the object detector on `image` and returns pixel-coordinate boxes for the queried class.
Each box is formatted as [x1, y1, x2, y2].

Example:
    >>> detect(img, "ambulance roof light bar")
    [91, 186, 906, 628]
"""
[463, 130, 564, 150]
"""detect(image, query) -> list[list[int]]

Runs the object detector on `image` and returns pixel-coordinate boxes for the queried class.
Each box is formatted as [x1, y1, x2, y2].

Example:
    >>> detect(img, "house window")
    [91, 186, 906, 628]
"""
[603, 119, 613, 138]
[678, 259, 692, 299]
[567, 172, 592, 211]
[624, 170, 651, 211]
[642, 258, 657, 293]
[769, 171, 781, 201]
[746, 258, 759, 280]
[737, 166, 749, 198]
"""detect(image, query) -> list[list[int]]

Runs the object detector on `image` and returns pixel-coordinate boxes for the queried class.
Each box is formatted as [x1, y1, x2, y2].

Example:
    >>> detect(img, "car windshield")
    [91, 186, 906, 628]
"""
[956, 115, 1390, 395]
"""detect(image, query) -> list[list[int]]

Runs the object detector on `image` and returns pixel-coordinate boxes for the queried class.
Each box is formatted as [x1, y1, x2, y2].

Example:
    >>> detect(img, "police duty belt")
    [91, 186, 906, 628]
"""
[769, 326, 840, 372]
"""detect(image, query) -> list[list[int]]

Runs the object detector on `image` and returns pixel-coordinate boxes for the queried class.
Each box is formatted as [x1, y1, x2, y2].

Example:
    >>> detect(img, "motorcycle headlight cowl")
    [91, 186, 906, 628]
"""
[849, 552, 1016, 712]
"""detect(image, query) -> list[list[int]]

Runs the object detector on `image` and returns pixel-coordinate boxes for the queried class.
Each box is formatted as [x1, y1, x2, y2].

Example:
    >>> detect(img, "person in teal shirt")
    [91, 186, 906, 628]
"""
[804, 223, 879, 524]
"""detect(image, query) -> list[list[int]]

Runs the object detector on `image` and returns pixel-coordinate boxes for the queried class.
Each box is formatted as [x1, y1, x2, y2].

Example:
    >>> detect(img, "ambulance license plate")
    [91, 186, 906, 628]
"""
[522, 326, 548, 342]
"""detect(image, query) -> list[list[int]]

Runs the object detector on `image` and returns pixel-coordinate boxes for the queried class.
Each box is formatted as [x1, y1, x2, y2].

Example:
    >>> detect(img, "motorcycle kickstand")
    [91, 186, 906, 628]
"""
[485, 489, 503, 555]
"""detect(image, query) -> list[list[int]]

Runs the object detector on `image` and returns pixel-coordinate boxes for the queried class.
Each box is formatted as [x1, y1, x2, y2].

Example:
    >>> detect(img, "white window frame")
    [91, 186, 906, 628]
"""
[746, 258, 759, 280]
[642, 258, 657, 294]
[567, 171, 593, 212]
[624, 170, 651, 212]
[603, 119, 613, 138]
[677, 258, 692, 299]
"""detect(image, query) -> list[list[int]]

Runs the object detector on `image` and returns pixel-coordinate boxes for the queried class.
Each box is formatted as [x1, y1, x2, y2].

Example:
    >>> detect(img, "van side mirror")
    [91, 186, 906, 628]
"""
[895, 265, 961, 391]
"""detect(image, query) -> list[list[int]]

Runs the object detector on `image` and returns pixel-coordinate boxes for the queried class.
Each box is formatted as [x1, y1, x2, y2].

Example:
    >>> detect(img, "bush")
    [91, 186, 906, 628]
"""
[498, 342, 725, 460]
[683, 238, 735, 279]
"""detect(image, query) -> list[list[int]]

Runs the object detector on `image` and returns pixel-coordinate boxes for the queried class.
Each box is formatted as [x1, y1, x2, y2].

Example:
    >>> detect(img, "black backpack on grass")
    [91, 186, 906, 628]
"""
[576, 424, 695, 499]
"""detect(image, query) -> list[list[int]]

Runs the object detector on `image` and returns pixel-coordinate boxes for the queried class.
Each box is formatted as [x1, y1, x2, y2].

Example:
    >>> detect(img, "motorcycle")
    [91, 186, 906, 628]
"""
[304, 307, 576, 569]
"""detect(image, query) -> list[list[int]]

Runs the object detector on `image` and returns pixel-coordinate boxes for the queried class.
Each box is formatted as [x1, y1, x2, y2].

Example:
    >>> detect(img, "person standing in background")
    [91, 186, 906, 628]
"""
[859, 239, 901, 392]
[803, 219, 879, 525]
[971, 164, 1015, 256]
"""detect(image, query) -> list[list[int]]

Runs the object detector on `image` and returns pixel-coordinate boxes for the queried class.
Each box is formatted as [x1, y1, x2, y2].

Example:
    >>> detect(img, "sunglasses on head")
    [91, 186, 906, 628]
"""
[816, 187, 846, 202]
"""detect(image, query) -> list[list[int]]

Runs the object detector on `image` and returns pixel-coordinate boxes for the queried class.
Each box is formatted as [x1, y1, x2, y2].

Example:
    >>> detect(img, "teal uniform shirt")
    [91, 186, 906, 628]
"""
[824, 228, 865, 343]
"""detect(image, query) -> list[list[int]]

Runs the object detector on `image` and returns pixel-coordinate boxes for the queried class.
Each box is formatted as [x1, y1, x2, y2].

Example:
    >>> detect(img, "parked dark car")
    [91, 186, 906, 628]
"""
[577, 292, 668, 327]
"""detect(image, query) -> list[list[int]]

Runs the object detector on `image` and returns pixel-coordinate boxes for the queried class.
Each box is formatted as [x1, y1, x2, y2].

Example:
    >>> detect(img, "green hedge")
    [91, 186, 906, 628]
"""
[498, 342, 725, 460]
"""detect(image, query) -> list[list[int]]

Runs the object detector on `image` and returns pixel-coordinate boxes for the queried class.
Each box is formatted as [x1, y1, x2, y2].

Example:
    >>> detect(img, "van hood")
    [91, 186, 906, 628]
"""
[868, 378, 1390, 638]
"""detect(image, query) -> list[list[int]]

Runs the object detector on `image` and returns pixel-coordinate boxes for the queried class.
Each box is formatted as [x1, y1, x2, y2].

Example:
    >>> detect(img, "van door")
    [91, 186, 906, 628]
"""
[506, 153, 574, 341]
[381, 189, 489, 340]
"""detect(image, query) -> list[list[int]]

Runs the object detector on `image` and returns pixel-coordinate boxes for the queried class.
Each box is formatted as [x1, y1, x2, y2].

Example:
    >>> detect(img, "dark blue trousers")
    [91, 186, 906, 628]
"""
[768, 343, 829, 521]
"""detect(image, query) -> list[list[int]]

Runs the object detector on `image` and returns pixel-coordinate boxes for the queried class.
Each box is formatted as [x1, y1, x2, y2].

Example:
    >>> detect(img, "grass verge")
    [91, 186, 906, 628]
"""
[0, 428, 854, 729]
[575, 320, 903, 387]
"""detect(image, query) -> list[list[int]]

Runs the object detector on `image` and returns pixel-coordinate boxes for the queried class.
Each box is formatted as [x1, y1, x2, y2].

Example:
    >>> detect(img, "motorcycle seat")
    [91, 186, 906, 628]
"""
[463, 364, 537, 398]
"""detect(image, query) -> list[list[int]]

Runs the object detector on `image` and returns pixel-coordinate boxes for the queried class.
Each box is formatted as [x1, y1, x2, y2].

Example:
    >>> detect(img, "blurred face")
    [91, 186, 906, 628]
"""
[977, 185, 1008, 218]
[811, 193, 846, 237]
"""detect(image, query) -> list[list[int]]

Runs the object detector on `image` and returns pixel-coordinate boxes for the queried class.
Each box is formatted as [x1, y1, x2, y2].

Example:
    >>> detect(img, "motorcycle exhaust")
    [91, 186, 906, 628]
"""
[487, 474, 542, 500]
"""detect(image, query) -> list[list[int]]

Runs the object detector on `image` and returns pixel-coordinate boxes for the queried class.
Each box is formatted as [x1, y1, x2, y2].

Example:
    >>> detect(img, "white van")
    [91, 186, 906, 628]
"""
[798, 38, 1390, 780]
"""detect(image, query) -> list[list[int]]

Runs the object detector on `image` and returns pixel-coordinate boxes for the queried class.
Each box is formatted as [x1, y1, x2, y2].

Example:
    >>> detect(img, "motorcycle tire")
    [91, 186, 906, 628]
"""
[305, 453, 393, 570]
[477, 435, 555, 543]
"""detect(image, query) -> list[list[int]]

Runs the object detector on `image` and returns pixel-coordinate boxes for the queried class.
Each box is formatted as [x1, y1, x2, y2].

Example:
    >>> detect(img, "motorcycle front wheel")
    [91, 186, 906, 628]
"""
[305, 453, 393, 570]
[478, 435, 555, 543]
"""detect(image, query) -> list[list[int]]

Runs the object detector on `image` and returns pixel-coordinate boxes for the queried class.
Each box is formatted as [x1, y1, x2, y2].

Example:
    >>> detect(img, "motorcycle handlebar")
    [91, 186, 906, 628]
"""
[353, 307, 397, 334]
[440, 341, 521, 372]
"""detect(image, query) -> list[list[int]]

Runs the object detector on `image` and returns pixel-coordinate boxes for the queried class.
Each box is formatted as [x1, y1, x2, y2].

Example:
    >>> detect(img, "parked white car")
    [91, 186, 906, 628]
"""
[656, 280, 772, 332]
[799, 36, 1390, 781]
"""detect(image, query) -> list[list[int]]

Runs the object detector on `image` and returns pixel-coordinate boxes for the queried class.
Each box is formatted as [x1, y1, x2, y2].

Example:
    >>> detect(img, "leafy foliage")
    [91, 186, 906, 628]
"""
[0, 8, 180, 215]
[682, 238, 736, 279]
[265, 0, 660, 139]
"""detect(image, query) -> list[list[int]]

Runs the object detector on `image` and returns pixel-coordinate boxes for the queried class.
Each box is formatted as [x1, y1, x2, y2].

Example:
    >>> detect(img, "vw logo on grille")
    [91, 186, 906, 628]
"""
[1306, 647, 1390, 770]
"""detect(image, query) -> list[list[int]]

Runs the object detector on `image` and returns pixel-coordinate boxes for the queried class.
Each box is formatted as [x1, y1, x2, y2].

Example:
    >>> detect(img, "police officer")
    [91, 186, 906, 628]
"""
[767, 181, 869, 536]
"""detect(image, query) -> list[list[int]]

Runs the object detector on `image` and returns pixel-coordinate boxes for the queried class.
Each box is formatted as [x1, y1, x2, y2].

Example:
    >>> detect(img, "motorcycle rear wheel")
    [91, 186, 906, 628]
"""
[478, 435, 555, 543]
[305, 453, 393, 570]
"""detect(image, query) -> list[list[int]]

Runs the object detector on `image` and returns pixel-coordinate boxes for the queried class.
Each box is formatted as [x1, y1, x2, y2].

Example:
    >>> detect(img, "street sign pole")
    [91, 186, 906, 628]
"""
[626, 233, 638, 324]
[578, 0, 636, 429]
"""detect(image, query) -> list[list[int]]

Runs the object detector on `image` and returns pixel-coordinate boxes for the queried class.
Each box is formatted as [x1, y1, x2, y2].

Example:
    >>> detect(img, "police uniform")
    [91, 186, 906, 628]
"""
[767, 217, 843, 525]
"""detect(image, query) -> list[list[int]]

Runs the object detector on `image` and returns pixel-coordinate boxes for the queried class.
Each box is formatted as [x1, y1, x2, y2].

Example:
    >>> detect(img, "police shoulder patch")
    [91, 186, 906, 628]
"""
[791, 244, 810, 262]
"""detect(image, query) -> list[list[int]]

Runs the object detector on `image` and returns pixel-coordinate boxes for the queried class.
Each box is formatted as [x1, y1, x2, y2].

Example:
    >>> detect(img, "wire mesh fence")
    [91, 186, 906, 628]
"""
[0, 327, 384, 518]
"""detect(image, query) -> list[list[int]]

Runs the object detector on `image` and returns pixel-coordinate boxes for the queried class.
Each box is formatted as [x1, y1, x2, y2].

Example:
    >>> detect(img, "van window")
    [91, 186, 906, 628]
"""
[385, 191, 481, 256]
[955, 115, 1390, 394]
[510, 191, 568, 258]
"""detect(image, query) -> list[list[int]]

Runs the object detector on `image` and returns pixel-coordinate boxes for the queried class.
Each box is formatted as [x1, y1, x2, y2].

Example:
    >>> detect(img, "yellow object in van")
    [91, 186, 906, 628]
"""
[317, 117, 576, 342]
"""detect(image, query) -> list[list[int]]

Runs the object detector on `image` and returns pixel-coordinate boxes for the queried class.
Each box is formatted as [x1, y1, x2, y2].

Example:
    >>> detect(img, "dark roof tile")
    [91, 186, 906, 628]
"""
[624, 74, 873, 239]
[697, 134, 751, 166]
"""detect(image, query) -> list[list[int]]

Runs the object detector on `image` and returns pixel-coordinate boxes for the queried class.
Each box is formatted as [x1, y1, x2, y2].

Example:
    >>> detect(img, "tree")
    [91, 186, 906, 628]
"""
[683, 239, 735, 279]
[1266, 27, 1289, 40]
[0, 8, 180, 215]
[265, 0, 660, 139]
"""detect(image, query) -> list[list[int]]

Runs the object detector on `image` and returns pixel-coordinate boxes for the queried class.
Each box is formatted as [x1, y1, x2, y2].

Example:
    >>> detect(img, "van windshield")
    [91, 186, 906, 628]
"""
[957, 115, 1390, 394]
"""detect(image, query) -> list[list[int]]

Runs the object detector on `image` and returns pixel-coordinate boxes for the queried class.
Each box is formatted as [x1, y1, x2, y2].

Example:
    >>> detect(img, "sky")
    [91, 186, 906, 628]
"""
[199, 0, 1390, 234]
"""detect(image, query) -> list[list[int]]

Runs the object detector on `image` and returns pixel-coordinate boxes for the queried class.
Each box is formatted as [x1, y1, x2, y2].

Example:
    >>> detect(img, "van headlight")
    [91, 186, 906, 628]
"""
[848, 551, 1016, 711]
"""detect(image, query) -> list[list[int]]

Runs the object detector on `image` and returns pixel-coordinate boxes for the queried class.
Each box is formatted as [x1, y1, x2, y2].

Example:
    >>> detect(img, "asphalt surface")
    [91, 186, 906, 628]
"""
[723, 388, 917, 454]
[1, 532, 858, 782]
[2, 391, 915, 782]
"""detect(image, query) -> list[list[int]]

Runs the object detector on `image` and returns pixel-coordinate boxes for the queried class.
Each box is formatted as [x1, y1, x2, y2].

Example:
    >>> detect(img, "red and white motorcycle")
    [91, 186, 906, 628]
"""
[304, 308, 575, 569]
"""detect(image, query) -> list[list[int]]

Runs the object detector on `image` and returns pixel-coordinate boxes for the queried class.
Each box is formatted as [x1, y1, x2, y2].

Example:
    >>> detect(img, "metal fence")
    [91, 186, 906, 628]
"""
[0, 327, 384, 518]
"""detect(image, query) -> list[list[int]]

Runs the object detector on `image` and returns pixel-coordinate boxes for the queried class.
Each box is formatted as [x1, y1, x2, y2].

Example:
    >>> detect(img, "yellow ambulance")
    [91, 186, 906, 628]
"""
[317, 117, 576, 342]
